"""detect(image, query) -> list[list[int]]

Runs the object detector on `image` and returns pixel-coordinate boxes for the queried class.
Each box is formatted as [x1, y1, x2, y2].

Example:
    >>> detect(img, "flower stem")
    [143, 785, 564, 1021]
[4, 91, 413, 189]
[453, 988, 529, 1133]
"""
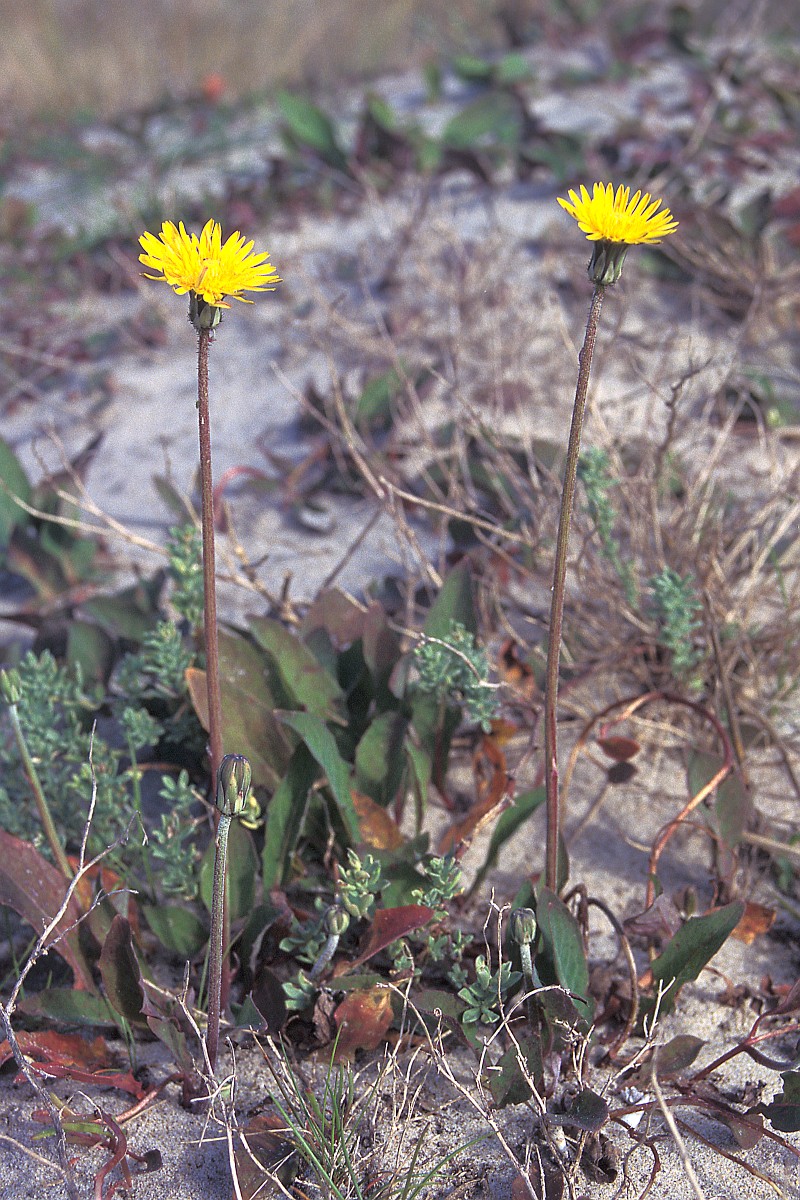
[196, 329, 224, 786]
[196, 329, 229, 1011]
[205, 808, 232, 1072]
[544, 284, 605, 892]
[8, 703, 72, 881]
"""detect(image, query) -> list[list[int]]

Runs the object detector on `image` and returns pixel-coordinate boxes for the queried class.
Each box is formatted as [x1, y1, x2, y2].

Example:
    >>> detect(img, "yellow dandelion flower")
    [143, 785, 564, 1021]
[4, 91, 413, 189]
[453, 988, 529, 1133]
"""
[557, 182, 678, 285]
[138, 219, 280, 320]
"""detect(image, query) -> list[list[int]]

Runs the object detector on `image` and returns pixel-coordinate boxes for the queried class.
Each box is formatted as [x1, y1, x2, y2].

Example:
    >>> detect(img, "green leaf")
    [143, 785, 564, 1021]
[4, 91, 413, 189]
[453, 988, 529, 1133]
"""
[261, 746, 319, 890]
[98, 916, 145, 1025]
[551, 1088, 608, 1132]
[0, 437, 31, 549]
[649, 902, 745, 1013]
[142, 904, 208, 958]
[452, 54, 493, 82]
[490, 1035, 543, 1106]
[277, 91, 349, 171]
[688, 751, 752, 850]
[355, 367, 405, 431]
[442, 93, 522, 152]
[470, 787, 546, 895]
[200, 819, 258, 922]
[362, 601, 402, 698]
[80, 575, 164, 641]
[535, 887, 593, 1020]
[757, 1071, 800, 1132]
[186, 630, 293, 791]
[278, 711, 360, 842]
[424, 560, 477, 638]
[249, 616, 346, 723]
[66, 620, 115, 684]
[354, 712, 408, 805]
[18, 988, 119, 1028]
[496, 52, 532, 84]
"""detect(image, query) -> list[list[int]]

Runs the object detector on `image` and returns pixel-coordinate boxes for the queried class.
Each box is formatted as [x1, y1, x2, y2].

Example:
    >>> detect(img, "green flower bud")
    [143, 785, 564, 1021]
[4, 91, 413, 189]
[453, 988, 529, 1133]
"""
[510, 907, 537, 947]
[323, 905, 350, 938]
[189, 291, 223, 333]
[0, 669, 22, 706]
[587, 239, 629, 286]
[216, 754, 252, 817]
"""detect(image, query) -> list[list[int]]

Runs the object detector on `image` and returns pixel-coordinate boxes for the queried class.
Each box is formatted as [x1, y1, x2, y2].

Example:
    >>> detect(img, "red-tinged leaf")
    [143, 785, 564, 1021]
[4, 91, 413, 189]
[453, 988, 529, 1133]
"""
[235, 1113, 298, 1200]
[0, 830, 95, 991]
[731, 901, 775, 944]
[0, 1030, 110, 1072]
[719, 1109, 764, 1151]
[345, 905, 434, 971]
[597, 736, 641, 762]
[438, 735, 512, 856]
[23, 1061, 145, 1098]
[497, 638, 536, 698]
[352, 790, 404, 850]
[98, 916, 145, 1026]
[333, 987, 394, 1059]
[623, 895, 683, 942]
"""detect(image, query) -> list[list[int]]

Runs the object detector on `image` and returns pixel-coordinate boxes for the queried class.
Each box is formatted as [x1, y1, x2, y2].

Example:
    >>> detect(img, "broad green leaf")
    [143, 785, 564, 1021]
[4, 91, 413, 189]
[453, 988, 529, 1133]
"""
[80, 574, 164, 640]
[470, 787, 546, 895]
[490, 1036, 543, 1106]
[649, 902, 745, 1013]
[66, 620, 115, 684]
[18, 988, 119, 1028]
[362, 601, 402, 698]
[0, 437, 31, 549]
[550, 1088, 608, 1132]
[262, 746, 319, 890]
[535, 887, 593, 1020]
[354, 712, 407, 805]
[277, 711, 360, 842]
[187, 629, 293, 791]
[142, 904, 208, 958]
[757, 1071, 800, 1132]
[688, 751, 751, 850]
[442, 93, 522, 152]
[98, 916, 145, 1026]
[249, 616, 346, 723]
[277, 91, 348, 171]
[424, 560, 477, 638]
[200, 819, 259, 922]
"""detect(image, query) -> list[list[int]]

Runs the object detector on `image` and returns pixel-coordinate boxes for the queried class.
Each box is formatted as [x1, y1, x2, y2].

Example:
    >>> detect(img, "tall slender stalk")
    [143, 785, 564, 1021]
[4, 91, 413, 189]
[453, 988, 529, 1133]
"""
[196, 328, 231, 1011]
[196, 329, 224, 787]
[544, 284, 605, 892]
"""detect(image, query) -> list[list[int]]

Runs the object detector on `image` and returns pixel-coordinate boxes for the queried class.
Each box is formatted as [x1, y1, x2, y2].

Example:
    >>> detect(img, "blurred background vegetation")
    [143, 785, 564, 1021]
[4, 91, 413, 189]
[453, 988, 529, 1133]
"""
[1, 0, 787, 122]
[2, 0, 509, 120]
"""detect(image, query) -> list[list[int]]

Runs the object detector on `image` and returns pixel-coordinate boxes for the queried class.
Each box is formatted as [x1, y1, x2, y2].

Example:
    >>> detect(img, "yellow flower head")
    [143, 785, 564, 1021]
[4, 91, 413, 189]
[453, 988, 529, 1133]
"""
[558, 182, 678, 285]
[138, 219, 281, 309]
[557, 183, 678, 244]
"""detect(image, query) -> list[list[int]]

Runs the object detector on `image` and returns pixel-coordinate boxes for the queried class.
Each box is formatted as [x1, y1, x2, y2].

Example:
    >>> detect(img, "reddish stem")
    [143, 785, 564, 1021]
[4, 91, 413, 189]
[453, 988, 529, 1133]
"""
[543, 284, 605, 891]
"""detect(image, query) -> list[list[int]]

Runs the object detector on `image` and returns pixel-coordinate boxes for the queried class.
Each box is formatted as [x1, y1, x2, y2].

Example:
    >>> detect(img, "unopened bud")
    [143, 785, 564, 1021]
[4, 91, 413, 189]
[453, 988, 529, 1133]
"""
[510, 907, 537, 947]
[0, 669, 22, 706]
[216, 754, 252, 817]
[189, 291, 223, 333]
[323, 905, 350, 938]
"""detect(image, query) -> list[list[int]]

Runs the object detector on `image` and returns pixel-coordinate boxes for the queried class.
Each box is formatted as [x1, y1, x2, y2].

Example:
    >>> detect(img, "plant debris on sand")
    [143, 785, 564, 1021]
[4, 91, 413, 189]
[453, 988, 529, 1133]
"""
[1, 3, 800, 1199]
